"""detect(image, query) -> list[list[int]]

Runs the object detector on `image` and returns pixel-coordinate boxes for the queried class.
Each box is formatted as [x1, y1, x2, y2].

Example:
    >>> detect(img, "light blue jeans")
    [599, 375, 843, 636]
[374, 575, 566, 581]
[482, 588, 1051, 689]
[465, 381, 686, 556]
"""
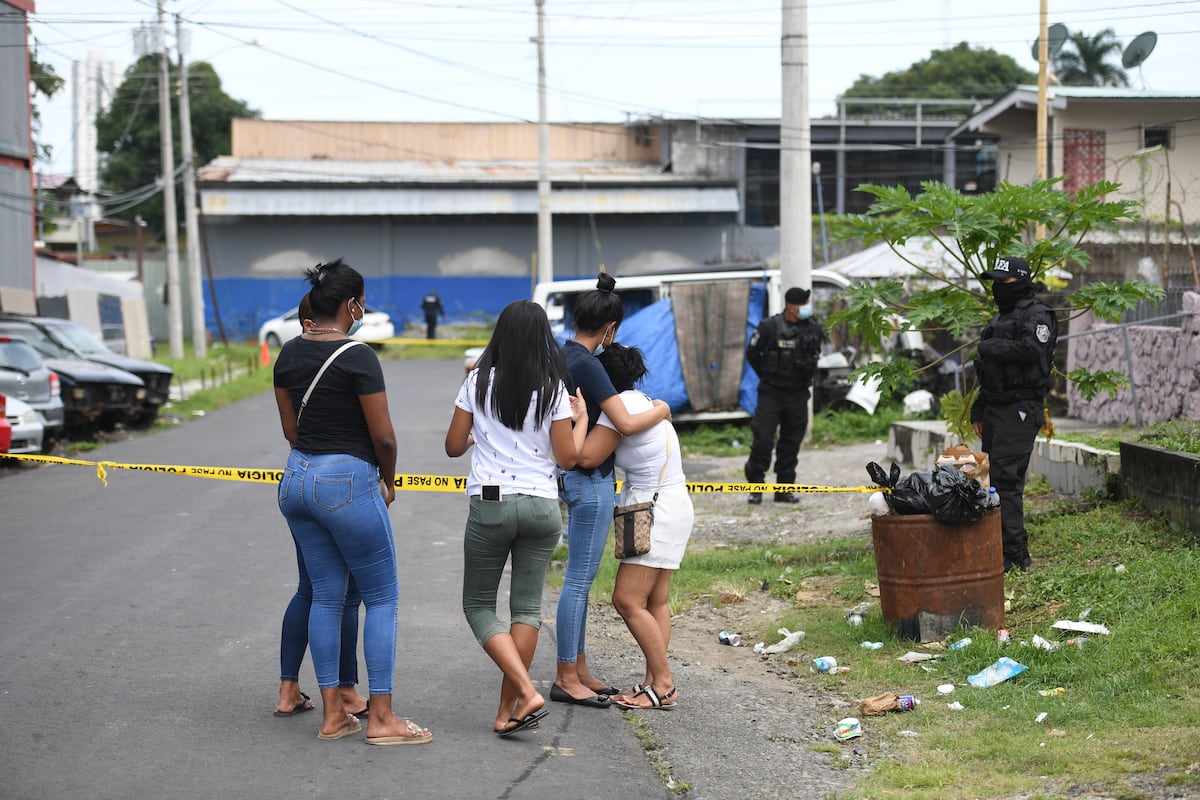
[555, 469, 615, 663]
[278, 450, 398, 694]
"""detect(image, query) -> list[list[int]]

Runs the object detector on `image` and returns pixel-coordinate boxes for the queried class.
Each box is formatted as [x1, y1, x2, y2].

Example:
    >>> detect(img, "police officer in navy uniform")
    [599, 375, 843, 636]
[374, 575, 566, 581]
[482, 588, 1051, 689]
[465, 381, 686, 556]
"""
[420, 290, 445, 339]
[972, 256, 1058, 572]
[743, 287, 828, 505]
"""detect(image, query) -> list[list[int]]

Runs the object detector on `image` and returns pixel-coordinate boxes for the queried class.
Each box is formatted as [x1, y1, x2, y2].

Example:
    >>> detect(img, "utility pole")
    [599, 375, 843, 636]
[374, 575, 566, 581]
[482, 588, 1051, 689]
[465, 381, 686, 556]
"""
[780, 0, 812, 299]
[1035, 0, 1049, 183]
[176, 16, 205, 357]
[534, 0, 553, 284]
[156, 0, 183, 358]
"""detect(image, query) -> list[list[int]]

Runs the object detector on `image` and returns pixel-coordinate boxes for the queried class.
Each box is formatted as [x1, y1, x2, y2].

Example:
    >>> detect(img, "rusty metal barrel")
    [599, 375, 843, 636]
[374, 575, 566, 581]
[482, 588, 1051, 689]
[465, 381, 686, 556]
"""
[870, 509, 1004, 642]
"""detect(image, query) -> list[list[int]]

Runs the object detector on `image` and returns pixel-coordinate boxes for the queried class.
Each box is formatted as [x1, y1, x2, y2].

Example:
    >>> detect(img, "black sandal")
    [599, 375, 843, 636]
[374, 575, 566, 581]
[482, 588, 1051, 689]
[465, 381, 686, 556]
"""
[612, 685, 677, 710]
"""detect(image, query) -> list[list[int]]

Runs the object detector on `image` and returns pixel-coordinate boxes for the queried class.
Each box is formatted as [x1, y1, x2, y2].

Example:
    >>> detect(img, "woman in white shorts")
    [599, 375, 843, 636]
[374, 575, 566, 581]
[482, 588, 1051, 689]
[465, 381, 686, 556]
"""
[576, 343, 693, 710]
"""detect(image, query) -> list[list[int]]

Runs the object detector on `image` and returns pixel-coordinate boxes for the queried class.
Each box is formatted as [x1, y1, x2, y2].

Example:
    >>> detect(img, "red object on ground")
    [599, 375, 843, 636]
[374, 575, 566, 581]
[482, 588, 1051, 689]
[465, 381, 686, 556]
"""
[260, 341, 271, 367]
[0, 393, 12, 454]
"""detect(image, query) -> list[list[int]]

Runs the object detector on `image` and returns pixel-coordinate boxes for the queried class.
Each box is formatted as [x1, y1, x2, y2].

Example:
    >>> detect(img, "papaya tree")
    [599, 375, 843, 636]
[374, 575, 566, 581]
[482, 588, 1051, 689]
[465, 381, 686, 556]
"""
[830, 178, 1164, 440]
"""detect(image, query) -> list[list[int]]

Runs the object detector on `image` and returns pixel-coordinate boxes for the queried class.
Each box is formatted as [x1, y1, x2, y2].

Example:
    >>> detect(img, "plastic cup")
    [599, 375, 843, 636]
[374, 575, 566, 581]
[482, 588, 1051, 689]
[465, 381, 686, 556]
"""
[811, 656, 838, 674]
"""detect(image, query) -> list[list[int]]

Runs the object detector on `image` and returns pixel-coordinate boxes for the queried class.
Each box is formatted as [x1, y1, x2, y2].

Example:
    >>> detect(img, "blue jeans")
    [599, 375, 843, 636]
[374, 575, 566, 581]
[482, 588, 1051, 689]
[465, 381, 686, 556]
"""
[279, 539, 362, 687]
[462, 494, 562, 646]
[555, 469, 614, 663]
[278, 450, 398, 694]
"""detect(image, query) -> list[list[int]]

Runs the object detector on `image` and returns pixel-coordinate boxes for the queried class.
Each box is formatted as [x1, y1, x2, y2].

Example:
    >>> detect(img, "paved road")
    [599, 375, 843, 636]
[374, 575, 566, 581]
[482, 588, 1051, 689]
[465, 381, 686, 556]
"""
[0, 358, 664, 800]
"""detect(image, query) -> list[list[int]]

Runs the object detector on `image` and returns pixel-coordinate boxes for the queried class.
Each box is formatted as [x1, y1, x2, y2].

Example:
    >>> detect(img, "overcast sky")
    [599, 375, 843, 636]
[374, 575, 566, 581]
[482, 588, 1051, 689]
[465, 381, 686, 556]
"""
[26, 0, 1200, 176]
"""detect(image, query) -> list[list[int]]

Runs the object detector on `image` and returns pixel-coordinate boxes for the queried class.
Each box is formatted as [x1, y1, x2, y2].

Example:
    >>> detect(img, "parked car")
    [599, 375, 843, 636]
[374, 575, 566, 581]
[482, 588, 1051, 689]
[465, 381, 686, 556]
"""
[257, 306, 395, 348]
[0, 321, 145, 435]
[0, 393, 11, 455]
[1, 315, 174, 427]
[4, 395, 44, 454]
[0, 334, 64, 447]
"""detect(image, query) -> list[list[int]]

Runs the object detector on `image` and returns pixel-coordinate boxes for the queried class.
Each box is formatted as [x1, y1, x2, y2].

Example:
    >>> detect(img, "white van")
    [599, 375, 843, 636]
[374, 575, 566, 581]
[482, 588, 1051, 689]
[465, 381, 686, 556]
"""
[531, 265, 859, 420]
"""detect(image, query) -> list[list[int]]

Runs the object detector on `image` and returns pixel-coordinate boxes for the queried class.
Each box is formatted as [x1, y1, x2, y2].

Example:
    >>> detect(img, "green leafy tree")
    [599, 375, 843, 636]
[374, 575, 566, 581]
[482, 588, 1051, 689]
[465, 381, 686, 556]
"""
[841, 42, 1035, 115]
[1053, 28, 1129, 87]
[830, 179, 1163, 440]
[95, 55, 258, 235]
[29, 53, 65, 162]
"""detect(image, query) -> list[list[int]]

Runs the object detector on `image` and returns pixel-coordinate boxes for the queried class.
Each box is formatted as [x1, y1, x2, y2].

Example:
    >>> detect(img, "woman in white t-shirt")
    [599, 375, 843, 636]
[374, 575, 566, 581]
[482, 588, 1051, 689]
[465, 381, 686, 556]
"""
[577, 343, 693, 710]
[445, 300, 587, 736]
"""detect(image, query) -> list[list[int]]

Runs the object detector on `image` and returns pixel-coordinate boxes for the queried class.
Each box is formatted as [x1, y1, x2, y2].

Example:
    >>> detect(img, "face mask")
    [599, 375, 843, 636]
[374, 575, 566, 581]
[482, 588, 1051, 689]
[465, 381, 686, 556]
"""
[991, 280, 1029, 311]
[593, 324, 614, 356]
[797, 305, 813, 320]
[346, 299, 364, 336]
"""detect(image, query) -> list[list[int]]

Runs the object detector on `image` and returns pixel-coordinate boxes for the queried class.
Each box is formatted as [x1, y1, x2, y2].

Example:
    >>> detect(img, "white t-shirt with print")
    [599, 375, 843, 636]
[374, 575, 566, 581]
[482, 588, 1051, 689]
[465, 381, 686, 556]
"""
[455, 369, 572, 499]
[596, 390, 686, 490]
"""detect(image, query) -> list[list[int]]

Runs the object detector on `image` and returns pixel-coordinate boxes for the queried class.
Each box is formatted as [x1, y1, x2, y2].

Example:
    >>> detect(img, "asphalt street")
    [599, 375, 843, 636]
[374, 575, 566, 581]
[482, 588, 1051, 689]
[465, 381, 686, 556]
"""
[0, 358, 665, 800]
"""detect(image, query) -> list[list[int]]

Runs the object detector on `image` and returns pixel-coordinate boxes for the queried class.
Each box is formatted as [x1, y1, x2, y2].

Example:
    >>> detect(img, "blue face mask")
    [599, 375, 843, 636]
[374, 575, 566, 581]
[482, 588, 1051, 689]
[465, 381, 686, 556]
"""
[797, 304, 813, 320]
[347, 299, 364, 336]
[593, 324, 614, 356]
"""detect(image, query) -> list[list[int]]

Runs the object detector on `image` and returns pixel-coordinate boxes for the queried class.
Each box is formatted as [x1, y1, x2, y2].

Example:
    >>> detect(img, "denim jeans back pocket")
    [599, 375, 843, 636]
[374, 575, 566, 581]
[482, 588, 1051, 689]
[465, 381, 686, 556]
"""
[470, 496, 507, 529]
[313, 473, 354, 512]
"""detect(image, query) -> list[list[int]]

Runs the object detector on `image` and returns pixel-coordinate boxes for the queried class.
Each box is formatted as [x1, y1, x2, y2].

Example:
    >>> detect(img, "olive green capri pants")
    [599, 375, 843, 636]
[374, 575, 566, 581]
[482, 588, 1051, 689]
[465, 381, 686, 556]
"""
[462, 493, 563, 647]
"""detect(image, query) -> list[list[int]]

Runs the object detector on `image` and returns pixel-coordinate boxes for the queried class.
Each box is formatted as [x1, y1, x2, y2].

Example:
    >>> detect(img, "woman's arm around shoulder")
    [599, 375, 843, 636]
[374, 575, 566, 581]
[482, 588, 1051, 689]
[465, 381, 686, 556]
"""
[598, 393, 671, 436]
[552, 387, 588, 470]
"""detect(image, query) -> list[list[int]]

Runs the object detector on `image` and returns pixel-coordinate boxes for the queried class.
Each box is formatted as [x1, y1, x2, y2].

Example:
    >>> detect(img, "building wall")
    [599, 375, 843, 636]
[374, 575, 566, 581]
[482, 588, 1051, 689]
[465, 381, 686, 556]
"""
[666, 121, 741, 180]
[230, 119, 661, 164]
[71, 52, 118, 194]
[0, 0, 34, 293]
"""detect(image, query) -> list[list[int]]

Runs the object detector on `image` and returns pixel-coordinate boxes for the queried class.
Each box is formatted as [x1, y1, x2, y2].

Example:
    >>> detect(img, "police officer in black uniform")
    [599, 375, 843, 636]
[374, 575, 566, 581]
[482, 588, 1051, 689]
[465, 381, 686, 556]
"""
[420, 290, 445, 340]
[972, 256, 1058, 572]
[743, 287, 828, 505]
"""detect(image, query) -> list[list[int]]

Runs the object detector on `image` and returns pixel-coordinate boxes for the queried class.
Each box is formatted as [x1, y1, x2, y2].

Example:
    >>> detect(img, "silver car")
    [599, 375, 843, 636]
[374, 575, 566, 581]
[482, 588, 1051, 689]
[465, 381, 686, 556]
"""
[4, 395, 45, 454]
[0, 335, 64, 448]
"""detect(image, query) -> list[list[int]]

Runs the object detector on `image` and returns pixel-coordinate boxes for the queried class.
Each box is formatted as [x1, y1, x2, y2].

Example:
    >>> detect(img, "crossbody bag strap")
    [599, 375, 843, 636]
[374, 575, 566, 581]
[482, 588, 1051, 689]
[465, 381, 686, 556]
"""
[650, 434, 672, 504]
[296, 340, 367, 429]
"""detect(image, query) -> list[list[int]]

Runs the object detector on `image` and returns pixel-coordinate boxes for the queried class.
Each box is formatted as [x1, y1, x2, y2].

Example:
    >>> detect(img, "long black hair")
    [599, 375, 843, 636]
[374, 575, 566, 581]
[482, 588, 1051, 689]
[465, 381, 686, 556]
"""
[474, 300, 567, 431]
[571, 272, 623, 335]
[302, 259, 364, 318]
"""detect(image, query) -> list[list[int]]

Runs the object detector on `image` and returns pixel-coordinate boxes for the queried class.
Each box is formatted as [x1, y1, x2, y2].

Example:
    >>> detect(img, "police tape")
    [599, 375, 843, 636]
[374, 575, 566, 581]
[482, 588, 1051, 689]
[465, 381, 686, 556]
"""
[0, 452, 881, 494]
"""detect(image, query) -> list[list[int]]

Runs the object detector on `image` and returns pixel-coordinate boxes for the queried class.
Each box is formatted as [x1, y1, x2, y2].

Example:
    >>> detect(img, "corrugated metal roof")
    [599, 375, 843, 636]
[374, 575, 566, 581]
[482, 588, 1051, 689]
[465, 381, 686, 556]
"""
[197, 157, 710, 186]
[199, 184, 740, 216]
[1015, 84, 1200, 100]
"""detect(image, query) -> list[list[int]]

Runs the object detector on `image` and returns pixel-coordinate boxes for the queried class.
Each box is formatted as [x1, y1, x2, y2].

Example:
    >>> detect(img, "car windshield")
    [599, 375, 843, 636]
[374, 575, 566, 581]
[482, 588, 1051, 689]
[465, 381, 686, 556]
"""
[0, 340, 44, 373]
[46, 322, 109, 355]
[0, 326, 75, 359]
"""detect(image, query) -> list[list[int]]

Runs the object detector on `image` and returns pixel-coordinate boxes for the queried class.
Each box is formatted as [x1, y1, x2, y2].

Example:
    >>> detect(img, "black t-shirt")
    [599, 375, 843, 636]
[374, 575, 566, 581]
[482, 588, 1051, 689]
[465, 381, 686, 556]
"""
[274, 338, 386, 465]
[563, 339, 618, 476]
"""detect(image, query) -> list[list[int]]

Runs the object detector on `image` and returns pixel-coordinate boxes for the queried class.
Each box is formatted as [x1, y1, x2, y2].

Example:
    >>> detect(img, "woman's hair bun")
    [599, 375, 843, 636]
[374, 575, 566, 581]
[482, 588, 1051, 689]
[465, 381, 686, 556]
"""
[595, 272, 616, 294]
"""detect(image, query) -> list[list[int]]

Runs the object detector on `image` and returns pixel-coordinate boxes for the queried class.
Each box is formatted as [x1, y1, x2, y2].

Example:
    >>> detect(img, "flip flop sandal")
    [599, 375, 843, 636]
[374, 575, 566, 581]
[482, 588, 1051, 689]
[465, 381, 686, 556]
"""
[274, 692, 315, 717]
[612, 685, 678, 711]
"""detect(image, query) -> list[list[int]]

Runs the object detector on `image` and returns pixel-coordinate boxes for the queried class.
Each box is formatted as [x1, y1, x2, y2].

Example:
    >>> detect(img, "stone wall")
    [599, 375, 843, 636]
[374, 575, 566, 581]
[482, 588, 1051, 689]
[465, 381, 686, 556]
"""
[1067, 291, 1200, 424]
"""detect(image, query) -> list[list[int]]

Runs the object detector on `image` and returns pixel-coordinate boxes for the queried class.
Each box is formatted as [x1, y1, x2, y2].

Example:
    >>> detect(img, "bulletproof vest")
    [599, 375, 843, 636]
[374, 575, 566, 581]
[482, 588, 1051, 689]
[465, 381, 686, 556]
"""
[977, 298, 1058, 401]
[762, 316, 820, 388]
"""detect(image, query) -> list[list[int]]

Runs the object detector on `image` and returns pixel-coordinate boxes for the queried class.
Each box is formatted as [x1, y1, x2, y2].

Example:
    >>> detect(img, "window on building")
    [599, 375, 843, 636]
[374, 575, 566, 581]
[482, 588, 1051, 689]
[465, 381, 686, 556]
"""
[744, 142, 779, 227]
[1061, 129, 1106, 194]
[1142, 125, 1174, 151]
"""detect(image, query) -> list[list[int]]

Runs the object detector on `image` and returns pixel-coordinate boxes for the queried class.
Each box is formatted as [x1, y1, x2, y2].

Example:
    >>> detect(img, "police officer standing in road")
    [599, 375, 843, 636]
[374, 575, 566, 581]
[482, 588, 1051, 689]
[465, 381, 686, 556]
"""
[972, 256, 1058, 572]
[744, 287, 827, 505]
[421, 290, 445, 340]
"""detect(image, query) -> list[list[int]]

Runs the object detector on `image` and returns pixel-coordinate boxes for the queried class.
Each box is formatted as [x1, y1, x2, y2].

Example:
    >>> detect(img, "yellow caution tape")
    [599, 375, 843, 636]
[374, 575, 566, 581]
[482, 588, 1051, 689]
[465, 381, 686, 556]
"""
[0, 453, 881, 495]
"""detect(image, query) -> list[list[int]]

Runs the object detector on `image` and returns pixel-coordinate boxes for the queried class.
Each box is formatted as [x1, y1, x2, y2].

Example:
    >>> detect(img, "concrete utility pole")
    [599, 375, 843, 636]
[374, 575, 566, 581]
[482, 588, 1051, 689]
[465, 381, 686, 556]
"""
[156, 0, 183, 358]
[1035, 0, 1049, 182]
[176, 16, 205, 357]
[534, 0, 553, 284]
[780, 0, 813, 300]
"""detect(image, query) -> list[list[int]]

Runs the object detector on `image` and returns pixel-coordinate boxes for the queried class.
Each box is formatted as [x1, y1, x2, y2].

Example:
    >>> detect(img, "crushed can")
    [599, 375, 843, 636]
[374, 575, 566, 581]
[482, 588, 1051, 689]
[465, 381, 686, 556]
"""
[897, 694, 917, 711]
[997, 628, 1010, 643]
[718, 630, 741, 647]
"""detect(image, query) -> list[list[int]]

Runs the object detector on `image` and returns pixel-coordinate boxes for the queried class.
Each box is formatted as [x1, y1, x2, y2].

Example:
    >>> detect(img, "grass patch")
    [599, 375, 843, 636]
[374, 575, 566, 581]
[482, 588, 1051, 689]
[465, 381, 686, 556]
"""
[1135, 419, 1200, 455]
[676, 401, 909, 457]
[623, 711, 693, 793]
[578, 498, 1200, 798]
[1051, 427, 1130, 452]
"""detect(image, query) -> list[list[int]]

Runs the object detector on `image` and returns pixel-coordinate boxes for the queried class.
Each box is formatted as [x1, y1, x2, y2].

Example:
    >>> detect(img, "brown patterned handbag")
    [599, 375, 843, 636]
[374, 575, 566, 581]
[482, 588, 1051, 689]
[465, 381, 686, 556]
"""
[613, 437, 671, 559]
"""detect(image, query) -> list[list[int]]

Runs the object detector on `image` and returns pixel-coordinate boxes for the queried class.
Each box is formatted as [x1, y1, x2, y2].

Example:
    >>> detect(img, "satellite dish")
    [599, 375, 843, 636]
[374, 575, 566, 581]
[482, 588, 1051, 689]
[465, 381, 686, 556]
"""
[1122, 31, 1158, 69]
[1031, 22, 1069, 61]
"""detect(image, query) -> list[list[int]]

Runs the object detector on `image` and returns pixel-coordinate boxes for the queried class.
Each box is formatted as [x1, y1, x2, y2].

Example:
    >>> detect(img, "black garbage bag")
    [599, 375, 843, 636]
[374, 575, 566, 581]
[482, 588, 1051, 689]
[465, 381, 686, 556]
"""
[875, 463, 990, 523]
[866, 461, 902, 490]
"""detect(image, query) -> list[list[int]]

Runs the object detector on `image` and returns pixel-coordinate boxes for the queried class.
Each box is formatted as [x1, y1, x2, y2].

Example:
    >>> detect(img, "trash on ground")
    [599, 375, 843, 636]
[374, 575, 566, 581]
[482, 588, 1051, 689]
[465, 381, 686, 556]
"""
[937, 684, 955, 695]
[754, 627, 804, 655]
[846, 611, 865, 626]
[1114, 563, 1126, 574]
[897, 651, 938, 663]
[997, 628, 1011, 643]
[1035, 712, 1048, 724]
[1031, 634, 1059, 651]
[947, 701, 965, 710]
[859, 692, 918, 716]
[1065, 637, 1091, 647]
[861, 641, 884, 650]
[1051, 620, 1110, 635]
[835, 717, 862, 741]
[948, 637, 972, 650]
[897, 729, 920, 738]
[968, 656, 1029, 689]
[1039, 687, 1066, 696]
[863, 580, 880, 598]
[811, 656, 839, 673]
[718, 630, 742, 647]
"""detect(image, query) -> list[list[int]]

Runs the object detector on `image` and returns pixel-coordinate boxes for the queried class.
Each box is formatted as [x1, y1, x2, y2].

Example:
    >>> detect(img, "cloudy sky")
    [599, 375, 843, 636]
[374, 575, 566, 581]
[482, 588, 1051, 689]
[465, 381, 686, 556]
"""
[26, 0, 1200, 175]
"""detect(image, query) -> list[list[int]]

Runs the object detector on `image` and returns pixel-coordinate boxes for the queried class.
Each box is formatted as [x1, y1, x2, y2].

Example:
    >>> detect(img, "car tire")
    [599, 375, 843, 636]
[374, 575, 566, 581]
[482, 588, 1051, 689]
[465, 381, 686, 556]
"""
[266, 332, 282, 348]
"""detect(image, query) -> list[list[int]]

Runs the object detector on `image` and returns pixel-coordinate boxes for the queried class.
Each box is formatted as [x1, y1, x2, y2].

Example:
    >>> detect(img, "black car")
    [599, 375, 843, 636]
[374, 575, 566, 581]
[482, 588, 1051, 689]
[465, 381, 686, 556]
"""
[0, 321, 145, 435]
[5, 315, 174, 427]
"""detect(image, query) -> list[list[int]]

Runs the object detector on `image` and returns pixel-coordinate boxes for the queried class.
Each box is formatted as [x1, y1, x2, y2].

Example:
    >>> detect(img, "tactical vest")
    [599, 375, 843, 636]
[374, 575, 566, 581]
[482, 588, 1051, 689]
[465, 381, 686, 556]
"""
[762, 316, 820, 389]
[977, 298, 1058, 402]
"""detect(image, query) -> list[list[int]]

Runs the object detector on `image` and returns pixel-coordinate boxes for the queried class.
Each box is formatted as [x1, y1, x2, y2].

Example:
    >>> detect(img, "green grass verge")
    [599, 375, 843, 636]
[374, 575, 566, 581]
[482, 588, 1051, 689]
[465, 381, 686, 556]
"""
[566, 498, 1200, 799]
